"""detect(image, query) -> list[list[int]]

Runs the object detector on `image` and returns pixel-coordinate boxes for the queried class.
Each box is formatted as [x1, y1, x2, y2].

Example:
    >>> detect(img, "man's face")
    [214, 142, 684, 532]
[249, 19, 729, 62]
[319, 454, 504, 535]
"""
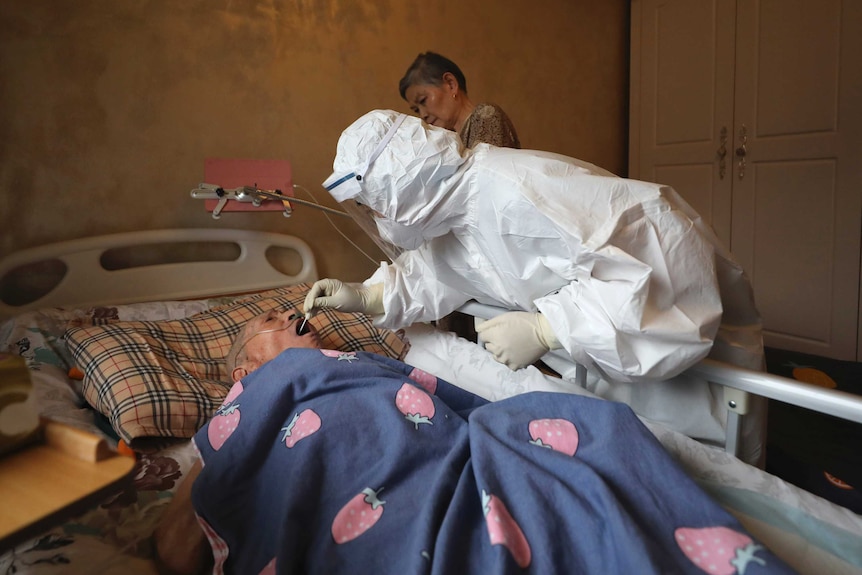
[240, 309, 322, 369]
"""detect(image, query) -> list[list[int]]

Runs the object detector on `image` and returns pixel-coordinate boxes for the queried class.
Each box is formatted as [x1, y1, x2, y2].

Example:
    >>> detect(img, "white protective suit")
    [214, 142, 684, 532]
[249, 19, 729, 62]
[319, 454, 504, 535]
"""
[323, 110, 766, 465]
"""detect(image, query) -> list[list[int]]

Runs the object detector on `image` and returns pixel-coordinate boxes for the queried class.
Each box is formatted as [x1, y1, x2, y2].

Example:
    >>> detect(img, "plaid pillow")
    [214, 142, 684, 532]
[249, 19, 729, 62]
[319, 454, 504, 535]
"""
[65, 284, 409, 449]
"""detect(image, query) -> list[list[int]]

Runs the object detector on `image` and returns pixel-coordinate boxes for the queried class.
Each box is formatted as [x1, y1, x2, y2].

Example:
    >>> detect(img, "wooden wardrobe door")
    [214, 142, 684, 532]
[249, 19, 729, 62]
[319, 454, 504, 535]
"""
[731, 0, 862, 359]
[629, 0, 736, 243]
[631, 0, 862, 359]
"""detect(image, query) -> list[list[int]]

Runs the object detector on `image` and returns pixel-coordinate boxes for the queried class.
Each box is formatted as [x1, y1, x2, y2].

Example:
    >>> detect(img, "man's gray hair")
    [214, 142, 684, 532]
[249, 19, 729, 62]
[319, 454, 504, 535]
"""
[225, 322, 253, 378]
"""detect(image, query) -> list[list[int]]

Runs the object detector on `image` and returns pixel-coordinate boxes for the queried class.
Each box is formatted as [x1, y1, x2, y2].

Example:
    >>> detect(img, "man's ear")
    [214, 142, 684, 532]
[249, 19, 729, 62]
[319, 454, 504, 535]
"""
[231, 365, 249, 382]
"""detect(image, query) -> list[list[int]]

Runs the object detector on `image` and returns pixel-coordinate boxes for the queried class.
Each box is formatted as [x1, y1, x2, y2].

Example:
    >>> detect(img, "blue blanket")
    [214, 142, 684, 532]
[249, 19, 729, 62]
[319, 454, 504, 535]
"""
[192, 349, 796, 574]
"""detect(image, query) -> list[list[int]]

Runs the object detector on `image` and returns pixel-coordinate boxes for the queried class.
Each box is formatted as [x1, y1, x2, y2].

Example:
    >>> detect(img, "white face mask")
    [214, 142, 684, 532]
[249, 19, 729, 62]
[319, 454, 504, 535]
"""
[375, 217, 426, 251]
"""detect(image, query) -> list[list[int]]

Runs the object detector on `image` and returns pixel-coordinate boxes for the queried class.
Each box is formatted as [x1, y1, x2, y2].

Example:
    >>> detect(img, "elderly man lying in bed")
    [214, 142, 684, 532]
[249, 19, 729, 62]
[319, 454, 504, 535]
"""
[153, 309, 795, 575]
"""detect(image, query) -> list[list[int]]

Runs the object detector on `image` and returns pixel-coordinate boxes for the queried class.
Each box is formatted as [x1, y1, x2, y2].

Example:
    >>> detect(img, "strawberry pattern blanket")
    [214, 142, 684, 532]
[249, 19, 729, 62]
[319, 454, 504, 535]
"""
[192, 349, 797, 575]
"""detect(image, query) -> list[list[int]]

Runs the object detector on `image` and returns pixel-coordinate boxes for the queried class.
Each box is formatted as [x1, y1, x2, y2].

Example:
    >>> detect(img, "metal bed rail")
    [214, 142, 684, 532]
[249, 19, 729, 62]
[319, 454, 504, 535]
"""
[457, 301, 862, 458]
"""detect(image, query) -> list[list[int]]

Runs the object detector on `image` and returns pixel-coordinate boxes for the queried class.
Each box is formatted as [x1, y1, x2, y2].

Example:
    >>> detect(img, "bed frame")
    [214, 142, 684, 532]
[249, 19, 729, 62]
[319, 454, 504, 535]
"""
[0, 229, 318, 320]
[2, 229, 862, 460]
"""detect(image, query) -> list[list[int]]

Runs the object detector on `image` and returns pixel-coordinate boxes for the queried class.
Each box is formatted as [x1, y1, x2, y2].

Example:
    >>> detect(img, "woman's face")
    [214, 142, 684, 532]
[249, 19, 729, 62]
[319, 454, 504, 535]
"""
[404, 82, 460, 131]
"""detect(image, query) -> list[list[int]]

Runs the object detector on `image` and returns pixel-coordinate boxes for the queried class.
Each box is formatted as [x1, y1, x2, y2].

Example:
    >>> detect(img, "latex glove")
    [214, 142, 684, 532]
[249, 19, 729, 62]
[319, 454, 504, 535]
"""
[475, 312, 561, 370]
[303, 279, 385, 316]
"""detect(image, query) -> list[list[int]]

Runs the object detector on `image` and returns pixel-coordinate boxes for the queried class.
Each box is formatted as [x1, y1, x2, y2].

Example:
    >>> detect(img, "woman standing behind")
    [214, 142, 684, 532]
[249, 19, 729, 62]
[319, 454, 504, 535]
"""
[399, 52, 520, 342]
[398, 51, 520, 149]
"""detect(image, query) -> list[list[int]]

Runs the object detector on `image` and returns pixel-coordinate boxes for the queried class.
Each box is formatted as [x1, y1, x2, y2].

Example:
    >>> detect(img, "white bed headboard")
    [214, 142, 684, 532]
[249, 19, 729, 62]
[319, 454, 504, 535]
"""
[0, 228, 318, 319]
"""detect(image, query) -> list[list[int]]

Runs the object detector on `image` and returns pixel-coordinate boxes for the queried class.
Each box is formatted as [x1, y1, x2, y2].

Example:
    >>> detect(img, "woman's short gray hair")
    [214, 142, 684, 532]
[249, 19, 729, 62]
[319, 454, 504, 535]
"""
[398, 51, 468, 100]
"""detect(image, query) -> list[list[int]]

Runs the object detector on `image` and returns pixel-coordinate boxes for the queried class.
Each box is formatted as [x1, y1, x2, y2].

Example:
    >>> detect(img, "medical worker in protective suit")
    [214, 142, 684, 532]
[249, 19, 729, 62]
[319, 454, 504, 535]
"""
[304, 109, 767, 466]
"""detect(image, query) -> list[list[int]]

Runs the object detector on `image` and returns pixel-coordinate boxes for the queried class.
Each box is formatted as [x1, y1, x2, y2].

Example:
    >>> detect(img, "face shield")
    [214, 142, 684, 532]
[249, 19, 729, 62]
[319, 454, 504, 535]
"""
[322, 113, 412, 262]
[336, 198, 405, 261]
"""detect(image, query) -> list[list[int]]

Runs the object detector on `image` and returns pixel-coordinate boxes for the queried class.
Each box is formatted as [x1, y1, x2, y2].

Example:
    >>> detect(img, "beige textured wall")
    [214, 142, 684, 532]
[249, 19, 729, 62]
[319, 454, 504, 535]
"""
[0, 0, 629, 282]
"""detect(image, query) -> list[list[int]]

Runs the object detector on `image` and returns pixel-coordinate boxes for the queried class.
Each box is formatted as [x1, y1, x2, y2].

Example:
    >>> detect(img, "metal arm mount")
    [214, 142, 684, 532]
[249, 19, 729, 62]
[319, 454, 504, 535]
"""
[191, 183, 291, 219]
[190, 183, 350, 219]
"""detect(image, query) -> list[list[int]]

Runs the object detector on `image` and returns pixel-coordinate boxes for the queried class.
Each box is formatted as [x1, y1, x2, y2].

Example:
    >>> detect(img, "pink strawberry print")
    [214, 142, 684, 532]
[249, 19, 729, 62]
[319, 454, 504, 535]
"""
[208, 401, 241, 451]
[320, 349, 358, 362]
[281, 409, 321, 448]
[528, 418, 579, 456]
[258, 557, 276, 575]
[221, 381, 244, 405]
[331, 487, 386, 544]
[395, 383, 436, 429]
[408, 367, 438, 394]
[482, 489, 531, 568]
[675, 526, 766, 575]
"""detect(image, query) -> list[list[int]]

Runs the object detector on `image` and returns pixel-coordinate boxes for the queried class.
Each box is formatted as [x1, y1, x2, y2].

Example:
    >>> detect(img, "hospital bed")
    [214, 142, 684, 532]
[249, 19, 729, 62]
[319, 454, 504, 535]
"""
[0, 228, 860, 574]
